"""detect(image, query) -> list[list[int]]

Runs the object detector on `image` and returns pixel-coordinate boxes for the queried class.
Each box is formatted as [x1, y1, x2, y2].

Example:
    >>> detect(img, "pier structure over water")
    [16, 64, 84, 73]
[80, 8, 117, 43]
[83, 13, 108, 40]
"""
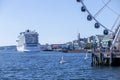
[91, 24, 120, 66]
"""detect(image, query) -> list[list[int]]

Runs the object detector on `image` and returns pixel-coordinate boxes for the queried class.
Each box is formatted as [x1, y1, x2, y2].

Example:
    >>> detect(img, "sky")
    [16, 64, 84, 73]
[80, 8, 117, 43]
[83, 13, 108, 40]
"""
[0, 0, 119, 46]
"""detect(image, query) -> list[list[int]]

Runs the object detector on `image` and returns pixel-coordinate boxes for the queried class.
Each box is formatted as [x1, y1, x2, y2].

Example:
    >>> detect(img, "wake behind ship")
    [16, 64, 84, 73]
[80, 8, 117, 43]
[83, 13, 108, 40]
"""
[16, 29, 40, 52]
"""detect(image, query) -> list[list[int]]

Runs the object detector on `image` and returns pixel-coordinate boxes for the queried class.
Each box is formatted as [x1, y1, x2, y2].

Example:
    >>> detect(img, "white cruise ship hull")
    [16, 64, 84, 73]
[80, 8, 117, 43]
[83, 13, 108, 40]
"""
[17, 45, 40, 52]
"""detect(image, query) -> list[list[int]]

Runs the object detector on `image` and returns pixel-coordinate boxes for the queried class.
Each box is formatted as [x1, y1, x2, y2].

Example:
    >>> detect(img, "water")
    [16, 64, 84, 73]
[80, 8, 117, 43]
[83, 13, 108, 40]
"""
[0, 51, 120, 80]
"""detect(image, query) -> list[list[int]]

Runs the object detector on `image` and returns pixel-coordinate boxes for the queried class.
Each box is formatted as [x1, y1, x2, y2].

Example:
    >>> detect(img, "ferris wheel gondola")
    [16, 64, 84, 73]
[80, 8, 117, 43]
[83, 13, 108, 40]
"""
[76, 0, 120, 35]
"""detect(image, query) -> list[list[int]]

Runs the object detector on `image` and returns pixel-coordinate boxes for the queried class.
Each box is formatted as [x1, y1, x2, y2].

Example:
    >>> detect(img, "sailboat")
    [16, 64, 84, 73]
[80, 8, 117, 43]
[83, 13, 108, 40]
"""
[60, 56, 66, 64]
[84, 53, 88, 60]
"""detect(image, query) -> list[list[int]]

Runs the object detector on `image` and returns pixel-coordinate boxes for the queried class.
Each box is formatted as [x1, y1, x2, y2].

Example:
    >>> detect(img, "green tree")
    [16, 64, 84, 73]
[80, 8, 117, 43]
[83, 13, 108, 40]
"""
[84, 43, 93, 49]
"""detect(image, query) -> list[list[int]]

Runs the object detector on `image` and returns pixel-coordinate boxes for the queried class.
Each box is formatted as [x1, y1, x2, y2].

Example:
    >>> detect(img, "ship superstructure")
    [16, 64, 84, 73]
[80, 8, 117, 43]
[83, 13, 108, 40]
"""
[16, 29, 40, 52]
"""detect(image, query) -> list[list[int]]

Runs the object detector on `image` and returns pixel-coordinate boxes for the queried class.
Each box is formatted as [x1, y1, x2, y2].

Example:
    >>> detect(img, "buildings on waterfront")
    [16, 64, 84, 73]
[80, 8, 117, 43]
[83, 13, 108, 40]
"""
[0, 31, 118, 52]
[40, 32, 120, 53]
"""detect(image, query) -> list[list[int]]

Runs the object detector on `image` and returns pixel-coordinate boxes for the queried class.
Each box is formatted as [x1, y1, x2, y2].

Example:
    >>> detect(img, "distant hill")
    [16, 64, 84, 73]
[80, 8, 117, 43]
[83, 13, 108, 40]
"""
[0, 45, 17, 51]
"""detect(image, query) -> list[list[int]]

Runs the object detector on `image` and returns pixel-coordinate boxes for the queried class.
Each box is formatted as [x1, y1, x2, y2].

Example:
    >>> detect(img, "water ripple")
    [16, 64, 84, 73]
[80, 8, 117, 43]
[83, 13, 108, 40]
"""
[0, 52, 119, 80]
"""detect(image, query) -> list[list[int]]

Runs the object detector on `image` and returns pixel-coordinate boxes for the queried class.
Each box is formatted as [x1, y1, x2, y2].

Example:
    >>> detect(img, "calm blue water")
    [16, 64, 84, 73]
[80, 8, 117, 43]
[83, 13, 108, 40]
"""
[0, 51, 120, 80]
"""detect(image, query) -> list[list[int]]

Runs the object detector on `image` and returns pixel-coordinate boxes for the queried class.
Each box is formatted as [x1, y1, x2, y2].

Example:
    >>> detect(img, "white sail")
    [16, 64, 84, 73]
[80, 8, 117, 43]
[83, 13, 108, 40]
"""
[84, 53, 88, 60]
[60, 56, 66, 64]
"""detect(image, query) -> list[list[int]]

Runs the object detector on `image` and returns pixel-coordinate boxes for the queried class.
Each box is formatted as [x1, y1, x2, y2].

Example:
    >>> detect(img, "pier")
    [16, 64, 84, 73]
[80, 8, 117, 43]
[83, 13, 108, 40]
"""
[91, 51, 120, 66]
[91, 25, 120, 66]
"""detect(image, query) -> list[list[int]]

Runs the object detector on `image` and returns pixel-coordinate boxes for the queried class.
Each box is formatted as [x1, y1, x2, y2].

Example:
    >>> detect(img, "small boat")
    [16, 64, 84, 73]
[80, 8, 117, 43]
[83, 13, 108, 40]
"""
[84, 53, 88, 60]
[60, 56, 66, 64]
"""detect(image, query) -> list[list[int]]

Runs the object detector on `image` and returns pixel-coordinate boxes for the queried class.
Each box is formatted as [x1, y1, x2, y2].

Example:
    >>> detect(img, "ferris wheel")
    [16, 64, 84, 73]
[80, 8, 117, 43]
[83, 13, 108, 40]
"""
[76, 0, 120, 35]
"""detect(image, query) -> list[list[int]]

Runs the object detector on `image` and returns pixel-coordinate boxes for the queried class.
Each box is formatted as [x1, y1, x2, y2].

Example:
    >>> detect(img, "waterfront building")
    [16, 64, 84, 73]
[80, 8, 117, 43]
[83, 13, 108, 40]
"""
[95, 35, 104, 48]
[101, 34, 113, 48]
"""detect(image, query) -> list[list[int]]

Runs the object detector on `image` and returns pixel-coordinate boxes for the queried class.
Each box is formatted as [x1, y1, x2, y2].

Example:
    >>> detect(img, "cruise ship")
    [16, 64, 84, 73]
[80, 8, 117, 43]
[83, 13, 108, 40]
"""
[16, 29, 40, 52]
